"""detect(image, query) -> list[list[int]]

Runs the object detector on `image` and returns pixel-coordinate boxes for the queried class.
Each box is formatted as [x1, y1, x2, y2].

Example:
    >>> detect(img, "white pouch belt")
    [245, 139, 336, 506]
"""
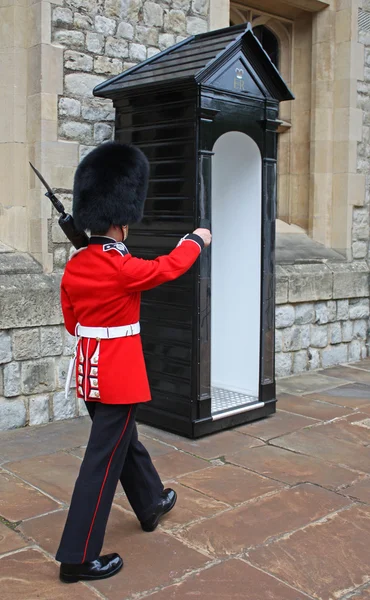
[76, 322, 140, 339]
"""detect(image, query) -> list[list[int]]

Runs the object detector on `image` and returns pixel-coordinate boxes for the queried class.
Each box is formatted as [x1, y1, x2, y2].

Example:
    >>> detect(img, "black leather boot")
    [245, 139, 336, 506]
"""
[60, 553, 123, 583]
[140, 488, 177, 532]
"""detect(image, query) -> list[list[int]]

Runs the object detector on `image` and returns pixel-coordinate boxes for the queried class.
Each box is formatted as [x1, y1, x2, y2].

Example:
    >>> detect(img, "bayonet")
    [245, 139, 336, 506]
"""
[29, 162, 66, 216]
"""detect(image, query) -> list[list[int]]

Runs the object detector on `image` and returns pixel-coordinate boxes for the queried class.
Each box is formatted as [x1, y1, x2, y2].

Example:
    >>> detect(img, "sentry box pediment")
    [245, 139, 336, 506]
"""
[94, 24, 293, 439]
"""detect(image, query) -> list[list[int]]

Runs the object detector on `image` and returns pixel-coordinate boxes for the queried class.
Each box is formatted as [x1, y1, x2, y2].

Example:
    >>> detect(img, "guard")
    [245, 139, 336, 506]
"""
[55, 142, 211, 583]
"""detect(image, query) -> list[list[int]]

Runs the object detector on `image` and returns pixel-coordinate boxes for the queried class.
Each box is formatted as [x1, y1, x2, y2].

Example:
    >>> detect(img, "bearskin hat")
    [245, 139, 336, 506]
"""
[73, 142, 149, 233]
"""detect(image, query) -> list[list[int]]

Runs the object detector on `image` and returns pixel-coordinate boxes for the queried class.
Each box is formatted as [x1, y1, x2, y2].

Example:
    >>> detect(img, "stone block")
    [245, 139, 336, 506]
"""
[192, 0, 209, 16]
[352, 241, 368, 258]
[276, 266, 288, 304]
[315, 302, 330, 325]
[122, 0, 142, 22]
[342, 320, 353, 342]
[74, 13, 93, 29]
[117, 22, 134, 40]
[51, 217, 69, 244]
[40, 326, 63, 357]
[158, 33, 176, 51]
[53, 29, 85, 50]
[321, 344, 348, 368]
[59, 97, 81, 118]
[136, 26, 158, 46]
[95, 15, 116, 35]
[282, 327, 301, 352]
[52, 7, 73, 26]
[21, 359, 56, 395]
[105, 37, 129, 58]
[332, 262, 369, 299]
[105, 0, 124, 17]
[81, 99, 115, 121]
[63, 330, 76, 356]
[295, 303, 315, 325]
[349, 298, 370, 319]
[0, 367, 3, 396]
[186, 16, 207, 35]
[0, 399, 26, 431]
[86, 32, 104, 54]
[59, 121, 93, 144]
[164, 10, 186, 34]
[285, 264, 332, 303]
[4, 362, 21, 397]
[65, 73, 106, 97]
[79, 145, 96, 161]
[94, 122, 113, 143]
[0, 332, 12, 364]
[53, 246, 68, 270]
[308, 348, 321, 370]
[147, 47, 160, 58]
[353, 319, 368, 340]
[29, 394, 50, 426]
[329, 322, 342, 344]
[275, 353, 292, 378]
[310, 324, 328, 348]
[275, 329, 282, 352]
[56, 356, 76, 388]
[293, 350, 308, 374]
[78, 397, 89, 416]
[337, 299, 349, 320]
[65, 51, 93, 72]
[275, 305, 295, 329]
[53, 391, 77, 421]
[12, 329, 40, 360]
[349, 340, 362, 362]
[94, 56, 123, 75]
[129, 43, 146, 62]
[173, 0, 190, 8]
[144, 2, 164, 26]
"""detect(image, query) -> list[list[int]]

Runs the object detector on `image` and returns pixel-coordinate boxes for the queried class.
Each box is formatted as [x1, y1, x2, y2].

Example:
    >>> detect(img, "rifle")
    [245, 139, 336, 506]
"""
[29, 162, 89, 249]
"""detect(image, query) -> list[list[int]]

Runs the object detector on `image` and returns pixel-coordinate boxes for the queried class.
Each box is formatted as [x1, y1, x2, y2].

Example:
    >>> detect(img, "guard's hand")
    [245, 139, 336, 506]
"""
[193, 228, 212, 248]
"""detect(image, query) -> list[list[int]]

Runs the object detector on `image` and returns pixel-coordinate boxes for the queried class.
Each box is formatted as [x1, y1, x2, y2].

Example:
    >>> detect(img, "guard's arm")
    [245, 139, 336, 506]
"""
[120, 234, 205, 293]
[60, 282, 78, 336]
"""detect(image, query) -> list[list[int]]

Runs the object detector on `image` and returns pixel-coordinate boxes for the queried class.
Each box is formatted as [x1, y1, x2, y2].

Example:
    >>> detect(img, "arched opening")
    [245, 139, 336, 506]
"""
[211, 131, 262, 414]
[253, 25, 279, 69]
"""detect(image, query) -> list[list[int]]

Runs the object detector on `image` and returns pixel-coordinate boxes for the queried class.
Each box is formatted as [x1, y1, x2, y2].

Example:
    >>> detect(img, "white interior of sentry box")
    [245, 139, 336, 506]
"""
[211, 131, 262, 416]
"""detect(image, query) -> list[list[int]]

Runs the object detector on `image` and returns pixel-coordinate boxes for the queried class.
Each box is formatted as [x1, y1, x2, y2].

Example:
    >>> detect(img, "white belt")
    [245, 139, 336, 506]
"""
[64, 322, 140, 400]
[76, 322, 140, 339]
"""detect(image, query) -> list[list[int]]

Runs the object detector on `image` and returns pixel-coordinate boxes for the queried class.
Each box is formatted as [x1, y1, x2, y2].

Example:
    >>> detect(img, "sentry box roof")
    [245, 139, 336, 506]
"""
[94, 23, 294, 102]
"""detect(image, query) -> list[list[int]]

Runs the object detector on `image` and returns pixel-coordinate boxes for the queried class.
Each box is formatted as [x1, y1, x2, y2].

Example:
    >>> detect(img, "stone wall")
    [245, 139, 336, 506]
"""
[50, 0, 209, 270]
[0, 248, 81, 430]
[274, 263, 369, 377]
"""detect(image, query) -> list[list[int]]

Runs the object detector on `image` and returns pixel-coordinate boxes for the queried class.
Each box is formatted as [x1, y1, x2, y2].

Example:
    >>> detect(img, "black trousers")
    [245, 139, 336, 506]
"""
[56, 402, 164, 564]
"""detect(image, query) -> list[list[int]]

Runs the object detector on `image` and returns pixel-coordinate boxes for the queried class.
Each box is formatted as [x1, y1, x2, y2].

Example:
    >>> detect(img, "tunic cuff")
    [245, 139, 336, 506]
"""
[178, 233, 205, 251]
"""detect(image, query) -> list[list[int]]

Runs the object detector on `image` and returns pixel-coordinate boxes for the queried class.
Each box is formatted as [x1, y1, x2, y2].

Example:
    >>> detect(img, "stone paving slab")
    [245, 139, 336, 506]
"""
[248, 505, 370, 600]
[227, 444, 362, 491]
[6, 451, 84, 504]
[277, 393, 353, 420]
[236, 410, 318, 441]
[273, 427, 370, 473]
[0, 417, 90, 465]
[144, 559, 312, 600]
[0, 521, 28, 555]
[114, 481, 229, 530]
[2, 364, 370, 599]
[277, 372, 350, 396]
[177, 484, 350, 557]
[0, 549, 102, 600]
[0, 471, 60, 521]
[177, 464, 284, 505]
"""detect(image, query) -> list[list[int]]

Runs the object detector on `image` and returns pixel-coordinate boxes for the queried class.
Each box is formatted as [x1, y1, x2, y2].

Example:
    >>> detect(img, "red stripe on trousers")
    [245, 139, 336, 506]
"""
[82, 405, 133, 563]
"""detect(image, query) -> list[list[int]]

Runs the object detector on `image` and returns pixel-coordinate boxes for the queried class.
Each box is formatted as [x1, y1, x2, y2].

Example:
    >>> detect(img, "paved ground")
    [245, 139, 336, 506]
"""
[2, 362, 370, 599]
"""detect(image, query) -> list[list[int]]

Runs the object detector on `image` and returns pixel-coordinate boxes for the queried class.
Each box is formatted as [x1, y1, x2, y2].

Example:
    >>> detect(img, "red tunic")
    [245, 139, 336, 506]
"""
[61, 235, 203, 404]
